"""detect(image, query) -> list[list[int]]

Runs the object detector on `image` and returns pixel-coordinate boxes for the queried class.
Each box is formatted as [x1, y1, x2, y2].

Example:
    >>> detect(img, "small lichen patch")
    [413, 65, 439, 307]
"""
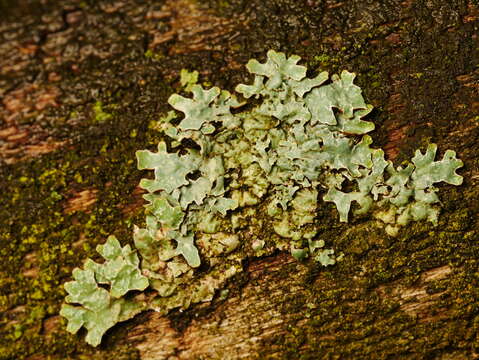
[60, 236, 148, 346]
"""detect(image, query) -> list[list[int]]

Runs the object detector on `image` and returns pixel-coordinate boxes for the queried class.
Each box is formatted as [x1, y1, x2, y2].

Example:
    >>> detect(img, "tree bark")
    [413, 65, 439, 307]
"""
[1, 0, 478, 359]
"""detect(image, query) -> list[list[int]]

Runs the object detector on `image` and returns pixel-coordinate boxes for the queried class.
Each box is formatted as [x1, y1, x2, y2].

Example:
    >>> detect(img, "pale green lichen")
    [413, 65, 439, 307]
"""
[61, 50, 463, 346]
[374, 144, 463, 236]
[60, 236, 148, 346]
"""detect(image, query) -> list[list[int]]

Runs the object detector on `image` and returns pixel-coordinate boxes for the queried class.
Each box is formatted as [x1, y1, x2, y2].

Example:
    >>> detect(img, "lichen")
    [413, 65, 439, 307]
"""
[60, 50, 463, 346]
[60, 236, 148, 346]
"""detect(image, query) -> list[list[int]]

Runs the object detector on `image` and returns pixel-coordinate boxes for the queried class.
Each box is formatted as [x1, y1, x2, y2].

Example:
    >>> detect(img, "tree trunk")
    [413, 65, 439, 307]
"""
[1, 0, 478, 359]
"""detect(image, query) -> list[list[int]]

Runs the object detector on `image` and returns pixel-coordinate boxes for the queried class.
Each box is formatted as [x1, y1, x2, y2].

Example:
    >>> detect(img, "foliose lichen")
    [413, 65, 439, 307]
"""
[60, 236, 148, 346]
[60, 50, 463, 346]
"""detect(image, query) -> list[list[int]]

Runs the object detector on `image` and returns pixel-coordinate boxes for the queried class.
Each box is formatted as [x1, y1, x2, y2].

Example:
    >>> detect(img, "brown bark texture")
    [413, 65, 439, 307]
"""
[0, 0, 479, 359]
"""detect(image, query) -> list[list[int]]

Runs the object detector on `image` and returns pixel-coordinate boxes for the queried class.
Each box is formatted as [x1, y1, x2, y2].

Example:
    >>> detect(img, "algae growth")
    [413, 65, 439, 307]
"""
[60, 50, 463, 346]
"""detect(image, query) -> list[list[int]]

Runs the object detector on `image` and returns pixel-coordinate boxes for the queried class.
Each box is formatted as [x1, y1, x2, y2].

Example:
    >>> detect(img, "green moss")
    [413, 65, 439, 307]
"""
[92, 101, 113, 123]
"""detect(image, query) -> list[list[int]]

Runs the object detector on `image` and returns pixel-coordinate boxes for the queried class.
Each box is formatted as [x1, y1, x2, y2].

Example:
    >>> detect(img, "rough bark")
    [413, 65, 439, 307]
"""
[0, 0, 478, 359]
